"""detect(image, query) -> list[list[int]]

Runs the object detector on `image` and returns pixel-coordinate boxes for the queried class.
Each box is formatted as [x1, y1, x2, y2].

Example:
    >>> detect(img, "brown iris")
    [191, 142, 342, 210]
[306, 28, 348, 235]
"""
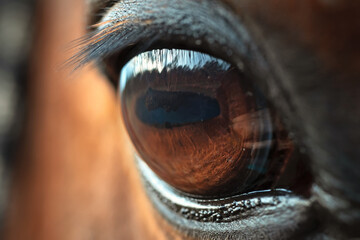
[120, 49, 293, 196]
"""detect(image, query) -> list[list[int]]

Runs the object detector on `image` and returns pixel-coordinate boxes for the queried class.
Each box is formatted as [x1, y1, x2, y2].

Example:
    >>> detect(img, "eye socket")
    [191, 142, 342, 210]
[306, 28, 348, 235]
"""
[119, 49, 303, 197]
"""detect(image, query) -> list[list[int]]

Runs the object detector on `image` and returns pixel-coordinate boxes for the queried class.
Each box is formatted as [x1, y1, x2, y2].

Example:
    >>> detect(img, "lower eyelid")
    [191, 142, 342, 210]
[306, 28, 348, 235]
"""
[138, 156, 316, 238]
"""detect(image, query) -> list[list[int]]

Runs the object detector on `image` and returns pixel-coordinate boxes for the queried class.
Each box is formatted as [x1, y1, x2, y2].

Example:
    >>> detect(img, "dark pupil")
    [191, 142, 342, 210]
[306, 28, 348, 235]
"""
[136, 88, 220, 127]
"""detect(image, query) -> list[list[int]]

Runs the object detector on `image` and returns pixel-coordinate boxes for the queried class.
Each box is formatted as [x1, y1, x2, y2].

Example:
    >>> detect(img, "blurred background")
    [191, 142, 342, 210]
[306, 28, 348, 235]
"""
[0, 0, 34, 223]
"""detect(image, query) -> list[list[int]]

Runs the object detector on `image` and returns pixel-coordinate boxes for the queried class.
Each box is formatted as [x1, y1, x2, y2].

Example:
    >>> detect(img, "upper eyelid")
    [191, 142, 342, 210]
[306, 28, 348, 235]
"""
[71, 0, 261, 71]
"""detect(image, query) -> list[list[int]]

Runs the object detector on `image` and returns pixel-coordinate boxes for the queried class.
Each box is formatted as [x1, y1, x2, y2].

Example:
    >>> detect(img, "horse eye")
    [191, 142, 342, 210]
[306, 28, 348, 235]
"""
[119, 49, 294, 197]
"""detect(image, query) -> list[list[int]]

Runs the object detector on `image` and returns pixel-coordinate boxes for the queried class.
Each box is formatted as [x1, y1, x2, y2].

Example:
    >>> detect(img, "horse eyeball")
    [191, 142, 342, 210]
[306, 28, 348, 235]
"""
[119, 49, 288, 196]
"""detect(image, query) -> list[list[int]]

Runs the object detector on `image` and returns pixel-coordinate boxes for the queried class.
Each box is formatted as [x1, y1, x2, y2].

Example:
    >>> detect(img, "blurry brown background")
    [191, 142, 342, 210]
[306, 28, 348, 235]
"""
[0, 0, 171, 239]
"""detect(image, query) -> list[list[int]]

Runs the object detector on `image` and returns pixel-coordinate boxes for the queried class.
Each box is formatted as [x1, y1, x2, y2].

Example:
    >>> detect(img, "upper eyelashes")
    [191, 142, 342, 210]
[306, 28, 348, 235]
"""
[69, 0, 261, 73]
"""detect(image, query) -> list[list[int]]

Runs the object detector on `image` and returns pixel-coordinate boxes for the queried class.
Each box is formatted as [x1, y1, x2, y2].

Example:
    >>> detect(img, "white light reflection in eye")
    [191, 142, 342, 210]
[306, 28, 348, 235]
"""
[120, 49, 230, 92]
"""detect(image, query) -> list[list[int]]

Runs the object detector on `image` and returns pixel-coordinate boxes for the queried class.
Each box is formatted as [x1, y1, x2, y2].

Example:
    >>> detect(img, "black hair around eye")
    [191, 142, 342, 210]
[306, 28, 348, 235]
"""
[119, 49, 311, 197]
